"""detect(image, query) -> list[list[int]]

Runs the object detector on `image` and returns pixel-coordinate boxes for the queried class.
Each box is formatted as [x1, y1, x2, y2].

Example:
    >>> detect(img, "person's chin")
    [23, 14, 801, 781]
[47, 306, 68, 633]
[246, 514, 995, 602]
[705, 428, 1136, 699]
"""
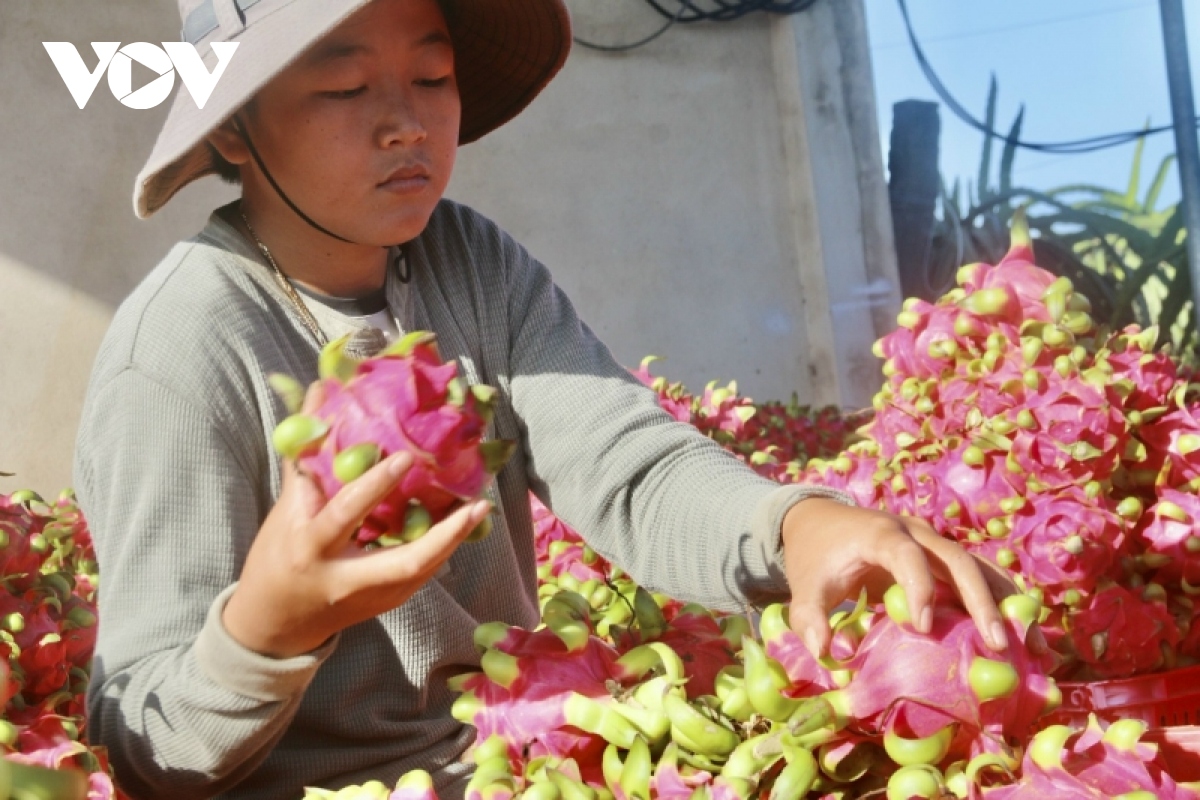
[378, 200, 440, 243]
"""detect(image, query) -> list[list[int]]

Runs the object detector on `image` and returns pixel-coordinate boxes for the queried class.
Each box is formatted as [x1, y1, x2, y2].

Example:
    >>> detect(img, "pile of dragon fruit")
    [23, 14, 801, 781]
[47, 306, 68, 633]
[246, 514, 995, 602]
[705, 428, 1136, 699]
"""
[803, 214, 1200, 683]
[9, 212, 1200, 797]
[324, 498, 1198, 800]
[0, 490, 118, 798]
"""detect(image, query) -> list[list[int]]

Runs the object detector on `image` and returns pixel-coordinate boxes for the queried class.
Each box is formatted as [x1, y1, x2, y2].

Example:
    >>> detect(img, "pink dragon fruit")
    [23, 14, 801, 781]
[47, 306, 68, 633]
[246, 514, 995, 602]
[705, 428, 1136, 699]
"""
[953, 215, 1060, 327]
[802, 446, 885, 509]
[271, 332, 513, 547]
[1136, 489, 1200, 590]
[904, 446, 1023, 538]
[1062, 582, 1180, 680]
[643, 605, 740, 699]
[1004, 377, 1127, 491]
[817, 585, 1059, 763]
[388, 770, 439, 800]
[0, 497, 54, 593]
[1138, 399, 1200, 492]
[739, 399, 867, 471]
[450, 620, 621, 774]
[450, 596, 693, 783]
[630, 356, 693, 423]
[1104, 325, 1180, 412]
[985, 487, 1126, 606]
[984, 716, 1200, 799]
[531, 494, 585, 561]
[875, 299, 972, 381]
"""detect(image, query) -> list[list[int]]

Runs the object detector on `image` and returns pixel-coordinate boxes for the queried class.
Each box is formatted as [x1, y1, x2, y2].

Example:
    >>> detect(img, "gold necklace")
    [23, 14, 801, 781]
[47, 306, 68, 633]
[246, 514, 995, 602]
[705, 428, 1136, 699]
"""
[238, 206, 329, 347]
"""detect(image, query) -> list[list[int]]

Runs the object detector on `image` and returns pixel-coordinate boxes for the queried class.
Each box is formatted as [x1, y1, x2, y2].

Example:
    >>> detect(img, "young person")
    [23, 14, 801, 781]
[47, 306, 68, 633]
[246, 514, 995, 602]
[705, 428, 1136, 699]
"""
[74, 0, 1014, 797]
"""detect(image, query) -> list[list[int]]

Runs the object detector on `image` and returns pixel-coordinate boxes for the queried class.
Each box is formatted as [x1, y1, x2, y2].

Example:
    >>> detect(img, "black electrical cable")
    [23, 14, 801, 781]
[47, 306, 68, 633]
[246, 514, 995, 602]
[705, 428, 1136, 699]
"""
[897, 0, 1198, 154]
[574, 2, 685, 52]
[573, 0, 817, 52]
[643, 0, 817, 23]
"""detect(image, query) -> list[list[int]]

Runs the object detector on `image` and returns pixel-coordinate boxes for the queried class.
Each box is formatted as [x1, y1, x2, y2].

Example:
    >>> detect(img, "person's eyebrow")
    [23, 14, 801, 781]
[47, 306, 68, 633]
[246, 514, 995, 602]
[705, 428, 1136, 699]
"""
[416, 30, 453, 49]
[304, 31, 451, 68]
[303, 41, 373, 68]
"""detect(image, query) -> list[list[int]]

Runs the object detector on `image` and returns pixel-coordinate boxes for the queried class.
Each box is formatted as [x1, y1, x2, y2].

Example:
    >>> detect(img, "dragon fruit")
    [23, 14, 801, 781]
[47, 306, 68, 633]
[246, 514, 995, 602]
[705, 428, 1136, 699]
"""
[630, 357, 863, 482]
[531, 494, 585, 562]
[980, 487, 1127, 606]
[271, 332, 514, 547]
[1104, 325, 1181, 412]
[630, 356, 694, 424]
[802, 446, 885, 510]
[1139, 398, 1200, 493]
[984, 716, 1200, 799]
[1136, 489, 1200, 590]
[1061, 582, 1181, 680]
[811, 585, 1059, 764]
[450, 612, 621, 774]
[449, 592, 699, 782]
[639, 605, 741, 699]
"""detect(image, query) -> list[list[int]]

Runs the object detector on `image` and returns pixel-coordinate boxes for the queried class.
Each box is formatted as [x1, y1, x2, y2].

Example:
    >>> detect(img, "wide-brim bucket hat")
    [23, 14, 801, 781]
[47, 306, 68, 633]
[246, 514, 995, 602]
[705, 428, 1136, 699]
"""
[133, 0, 572, 218]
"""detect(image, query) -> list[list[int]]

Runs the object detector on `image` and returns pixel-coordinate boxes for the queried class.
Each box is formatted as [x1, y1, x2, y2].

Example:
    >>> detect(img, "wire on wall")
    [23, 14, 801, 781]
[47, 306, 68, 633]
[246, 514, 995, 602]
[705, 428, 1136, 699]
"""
[574, 0, 819, 52]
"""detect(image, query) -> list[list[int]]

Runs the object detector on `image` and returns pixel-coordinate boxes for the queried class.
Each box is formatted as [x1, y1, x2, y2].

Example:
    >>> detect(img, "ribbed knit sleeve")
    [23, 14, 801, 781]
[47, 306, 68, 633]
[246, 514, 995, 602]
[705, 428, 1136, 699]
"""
[76, 367, 336, 800]
[501, 238, 854, 612]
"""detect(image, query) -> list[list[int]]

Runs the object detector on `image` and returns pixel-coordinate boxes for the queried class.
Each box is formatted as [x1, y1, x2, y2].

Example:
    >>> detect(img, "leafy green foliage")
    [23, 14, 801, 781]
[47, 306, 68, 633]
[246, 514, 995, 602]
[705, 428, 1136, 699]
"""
[922, 80, 1193, 364]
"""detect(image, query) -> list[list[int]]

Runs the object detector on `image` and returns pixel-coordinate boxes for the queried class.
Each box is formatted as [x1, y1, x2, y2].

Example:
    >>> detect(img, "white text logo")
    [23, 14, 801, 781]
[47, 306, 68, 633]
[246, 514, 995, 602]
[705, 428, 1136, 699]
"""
[42, 42, 239, 110]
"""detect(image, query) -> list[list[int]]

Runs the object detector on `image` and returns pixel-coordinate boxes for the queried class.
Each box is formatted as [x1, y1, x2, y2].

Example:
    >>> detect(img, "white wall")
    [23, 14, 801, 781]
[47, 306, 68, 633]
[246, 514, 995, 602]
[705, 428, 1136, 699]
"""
[449, 2, 819, 403]
[0, 0, 897, 495]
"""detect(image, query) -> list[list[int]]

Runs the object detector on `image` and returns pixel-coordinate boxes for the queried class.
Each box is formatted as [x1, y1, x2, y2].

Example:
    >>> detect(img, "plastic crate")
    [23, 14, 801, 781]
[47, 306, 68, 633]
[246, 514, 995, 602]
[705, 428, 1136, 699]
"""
[1042, 663, 1200, 729]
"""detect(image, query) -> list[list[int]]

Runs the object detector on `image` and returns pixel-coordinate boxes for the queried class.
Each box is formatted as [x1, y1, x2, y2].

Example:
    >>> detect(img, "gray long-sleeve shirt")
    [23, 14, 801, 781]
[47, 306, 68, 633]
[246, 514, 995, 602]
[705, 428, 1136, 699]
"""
[74, 199, 851, 799]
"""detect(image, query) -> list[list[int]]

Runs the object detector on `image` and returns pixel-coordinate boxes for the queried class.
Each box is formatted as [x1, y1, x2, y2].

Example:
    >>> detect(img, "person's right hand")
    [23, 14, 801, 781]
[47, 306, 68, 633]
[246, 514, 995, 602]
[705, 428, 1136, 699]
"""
[222, 383, 491, 659]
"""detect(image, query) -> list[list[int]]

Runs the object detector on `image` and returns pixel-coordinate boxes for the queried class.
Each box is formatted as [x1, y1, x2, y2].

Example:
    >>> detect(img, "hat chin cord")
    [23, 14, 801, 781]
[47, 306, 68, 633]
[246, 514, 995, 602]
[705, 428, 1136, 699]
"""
[231, 114, 410, 283]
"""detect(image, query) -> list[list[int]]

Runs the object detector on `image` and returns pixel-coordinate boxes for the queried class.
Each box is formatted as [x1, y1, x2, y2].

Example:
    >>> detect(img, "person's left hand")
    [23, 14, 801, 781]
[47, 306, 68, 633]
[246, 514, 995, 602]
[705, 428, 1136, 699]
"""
[780, 498, 1022, 659]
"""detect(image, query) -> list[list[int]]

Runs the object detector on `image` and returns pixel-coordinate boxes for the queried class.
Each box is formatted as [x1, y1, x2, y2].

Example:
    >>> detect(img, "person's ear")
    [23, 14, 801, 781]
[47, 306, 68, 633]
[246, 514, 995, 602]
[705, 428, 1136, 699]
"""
[206, 116, 251, 168]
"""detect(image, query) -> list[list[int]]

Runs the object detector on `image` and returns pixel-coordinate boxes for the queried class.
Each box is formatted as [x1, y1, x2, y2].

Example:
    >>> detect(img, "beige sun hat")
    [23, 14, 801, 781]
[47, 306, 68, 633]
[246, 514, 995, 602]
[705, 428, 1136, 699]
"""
[133, 0, 572, 219]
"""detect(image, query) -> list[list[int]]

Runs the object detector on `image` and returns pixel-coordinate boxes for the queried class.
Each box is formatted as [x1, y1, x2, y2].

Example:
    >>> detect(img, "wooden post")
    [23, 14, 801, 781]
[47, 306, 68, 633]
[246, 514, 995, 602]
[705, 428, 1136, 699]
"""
[770, 0, 902, 409]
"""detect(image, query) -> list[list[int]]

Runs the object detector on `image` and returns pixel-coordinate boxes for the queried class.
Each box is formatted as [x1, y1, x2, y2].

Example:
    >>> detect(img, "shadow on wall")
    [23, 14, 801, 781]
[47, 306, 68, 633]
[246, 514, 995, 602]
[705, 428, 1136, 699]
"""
[0, 2, 239, 492]
[0, 1, 239, 311]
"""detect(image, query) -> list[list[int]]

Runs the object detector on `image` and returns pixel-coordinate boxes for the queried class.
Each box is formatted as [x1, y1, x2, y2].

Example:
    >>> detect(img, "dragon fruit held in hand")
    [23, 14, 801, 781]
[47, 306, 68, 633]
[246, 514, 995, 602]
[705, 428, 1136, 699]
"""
[270, 332, 515, 547]
[831, 586, 1059, 762]
[750, 584, 1060, 772]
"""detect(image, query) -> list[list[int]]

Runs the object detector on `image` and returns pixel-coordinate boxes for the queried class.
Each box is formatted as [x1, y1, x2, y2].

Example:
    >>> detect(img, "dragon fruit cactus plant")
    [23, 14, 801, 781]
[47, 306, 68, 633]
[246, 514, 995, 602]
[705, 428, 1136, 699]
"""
[270, 331, 515, 547]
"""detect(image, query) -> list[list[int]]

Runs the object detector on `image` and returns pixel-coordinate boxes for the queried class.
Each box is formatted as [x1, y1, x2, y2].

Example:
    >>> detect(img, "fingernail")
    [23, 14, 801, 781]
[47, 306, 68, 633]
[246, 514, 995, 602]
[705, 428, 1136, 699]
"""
[387, 453, 412, 476]
[990, 621, 1009, 651]
[917, 606, 933, 634]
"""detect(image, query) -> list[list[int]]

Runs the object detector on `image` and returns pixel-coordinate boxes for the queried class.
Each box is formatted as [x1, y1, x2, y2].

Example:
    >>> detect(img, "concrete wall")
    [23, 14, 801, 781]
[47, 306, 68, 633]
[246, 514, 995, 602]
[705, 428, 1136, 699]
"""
[0, 0, 898, 495]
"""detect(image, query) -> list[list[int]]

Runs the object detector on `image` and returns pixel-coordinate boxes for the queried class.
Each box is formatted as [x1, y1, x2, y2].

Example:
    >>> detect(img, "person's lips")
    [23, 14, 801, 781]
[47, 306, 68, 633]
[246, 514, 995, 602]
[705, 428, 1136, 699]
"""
[378, 164, 431, 193]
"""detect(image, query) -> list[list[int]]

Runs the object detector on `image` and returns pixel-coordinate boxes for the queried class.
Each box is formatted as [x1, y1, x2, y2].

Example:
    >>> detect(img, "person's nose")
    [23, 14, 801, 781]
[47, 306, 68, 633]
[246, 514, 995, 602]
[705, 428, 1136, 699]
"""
[376, 81, 427, 148]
